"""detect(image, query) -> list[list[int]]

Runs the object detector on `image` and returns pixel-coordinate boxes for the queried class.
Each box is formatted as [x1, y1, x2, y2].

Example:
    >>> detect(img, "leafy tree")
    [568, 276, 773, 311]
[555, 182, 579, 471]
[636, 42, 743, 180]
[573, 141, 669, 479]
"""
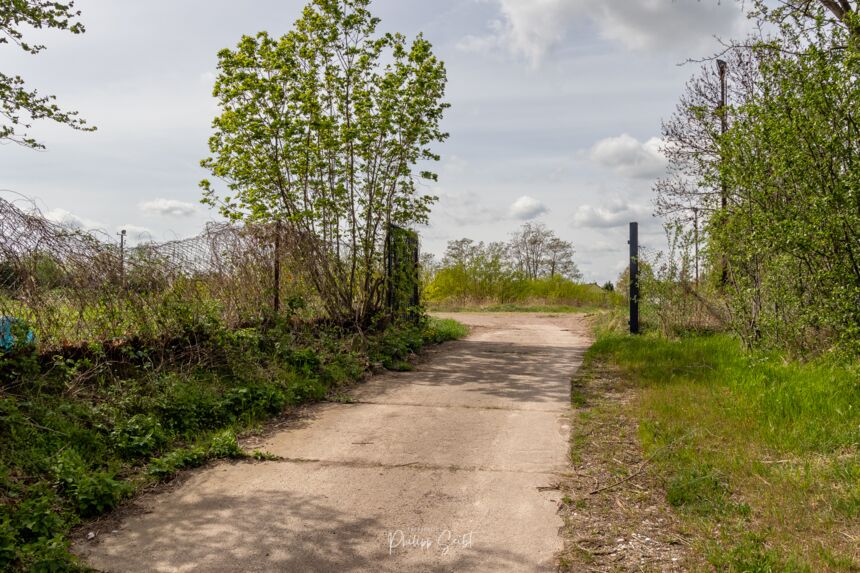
[508, 222, 580, 280]
[751, 1, 859, 42]
[426, 225, 591, 305]
[508, 222, 549, 279]
[200, 0, 448, 324]
[429, 239, 518, 303]
[545, 236, 581, 280]
[1, 0, 95, 149]
[657, 0, 860, 353]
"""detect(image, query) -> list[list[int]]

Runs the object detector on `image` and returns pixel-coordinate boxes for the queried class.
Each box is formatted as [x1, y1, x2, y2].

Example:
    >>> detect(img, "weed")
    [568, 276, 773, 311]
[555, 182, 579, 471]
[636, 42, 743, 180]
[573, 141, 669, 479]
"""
[250, 450, 281, 461]
[0, 315, 467, 570]
[707, 533, 810, 573]
[421, 318, 469, 343]
[110, 414, 167, 458]
[570, 379, 588, 407]
[588, 312, 860, 570]
[665, 461, 729, 515]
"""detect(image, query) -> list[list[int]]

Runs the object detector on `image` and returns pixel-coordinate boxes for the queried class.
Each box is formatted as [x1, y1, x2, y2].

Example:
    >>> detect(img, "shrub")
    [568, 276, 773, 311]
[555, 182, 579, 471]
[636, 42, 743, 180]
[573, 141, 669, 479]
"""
[110, 414, 167, 458]
[52, 451, 128, 517]
[207, 429, 243, 459]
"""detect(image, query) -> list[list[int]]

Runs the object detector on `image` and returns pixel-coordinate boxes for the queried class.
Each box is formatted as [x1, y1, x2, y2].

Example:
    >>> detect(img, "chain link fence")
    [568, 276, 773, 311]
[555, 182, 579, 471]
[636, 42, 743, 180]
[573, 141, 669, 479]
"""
[0, 195, 300, 352]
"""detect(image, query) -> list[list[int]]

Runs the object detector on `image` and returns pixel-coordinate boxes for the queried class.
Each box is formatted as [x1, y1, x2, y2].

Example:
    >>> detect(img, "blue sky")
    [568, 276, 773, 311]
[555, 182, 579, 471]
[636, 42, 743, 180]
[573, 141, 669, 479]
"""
[0, 0, 748, 283]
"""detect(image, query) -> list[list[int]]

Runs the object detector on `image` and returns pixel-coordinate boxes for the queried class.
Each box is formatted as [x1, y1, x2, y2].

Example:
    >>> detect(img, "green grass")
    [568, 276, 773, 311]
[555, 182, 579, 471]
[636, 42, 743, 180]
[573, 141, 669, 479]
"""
[425, 276, 623, 311]
[429, 303, 599, 314]
[586, 316, 860, 571]
[0, 315, 467, 571]
[421, 317, 470, 342]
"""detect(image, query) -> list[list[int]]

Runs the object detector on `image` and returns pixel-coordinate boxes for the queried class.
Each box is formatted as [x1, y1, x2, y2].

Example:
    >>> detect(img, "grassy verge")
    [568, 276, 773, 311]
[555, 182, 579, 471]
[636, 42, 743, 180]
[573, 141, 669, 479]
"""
[0, 316, 466, 572]
[585, 314, 860, 571]
[429, 303, 600, 314]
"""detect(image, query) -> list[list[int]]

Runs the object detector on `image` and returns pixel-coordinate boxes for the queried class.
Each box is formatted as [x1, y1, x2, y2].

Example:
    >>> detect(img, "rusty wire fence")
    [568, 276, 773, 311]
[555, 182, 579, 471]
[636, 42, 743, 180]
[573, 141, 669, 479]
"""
[0, 195, 303, 352]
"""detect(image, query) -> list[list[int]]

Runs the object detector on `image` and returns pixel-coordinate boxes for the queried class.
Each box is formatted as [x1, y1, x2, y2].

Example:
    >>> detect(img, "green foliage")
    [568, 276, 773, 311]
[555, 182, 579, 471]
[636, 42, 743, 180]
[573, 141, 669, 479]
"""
[147, 445, 209, 480]
[589, 316, 860, 569]
[200, 0, 448, 323]
[658, 4, 860, 355]
[428, 272, 620, 309]
[110, 414, 167, 459]
[707, 533, 810, 573]
[0, 0, 95, 149]
[52, 450, 128, 517]
[665, 462, 730, 515]
[0, 346, 39, 387]
[0, 308, 450, 569]
[387, 226, 421, 319]
[713, 37, 860, 354]
[426, 232, 617, 309]
[421, 317, 468, 344]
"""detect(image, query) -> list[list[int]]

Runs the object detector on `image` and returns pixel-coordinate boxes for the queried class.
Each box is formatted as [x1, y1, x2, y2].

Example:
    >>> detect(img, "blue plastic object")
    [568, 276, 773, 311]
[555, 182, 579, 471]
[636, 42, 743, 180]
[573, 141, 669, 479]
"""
[0, 317, 35, 352]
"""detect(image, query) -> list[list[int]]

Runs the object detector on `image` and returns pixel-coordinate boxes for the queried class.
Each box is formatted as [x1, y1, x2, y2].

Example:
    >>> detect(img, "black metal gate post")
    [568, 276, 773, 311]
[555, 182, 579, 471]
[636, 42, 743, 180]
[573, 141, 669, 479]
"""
[385, 227, 394, 312]
[629, 222, 640, 334]
[273, 220, 282, 315]
[385, 224, 420, 323]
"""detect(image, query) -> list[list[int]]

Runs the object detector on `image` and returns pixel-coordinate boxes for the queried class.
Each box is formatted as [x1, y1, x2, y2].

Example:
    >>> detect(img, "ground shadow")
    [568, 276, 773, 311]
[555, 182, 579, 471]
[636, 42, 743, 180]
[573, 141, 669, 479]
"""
[78, 488, 536, 572]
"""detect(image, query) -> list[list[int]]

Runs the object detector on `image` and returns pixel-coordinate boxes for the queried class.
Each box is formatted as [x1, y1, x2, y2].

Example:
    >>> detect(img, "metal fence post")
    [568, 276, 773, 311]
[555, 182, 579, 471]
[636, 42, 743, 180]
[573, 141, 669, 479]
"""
[118, 229, 126, 288]
[718, 58, 729, 288]
[629, 222, 639, 334]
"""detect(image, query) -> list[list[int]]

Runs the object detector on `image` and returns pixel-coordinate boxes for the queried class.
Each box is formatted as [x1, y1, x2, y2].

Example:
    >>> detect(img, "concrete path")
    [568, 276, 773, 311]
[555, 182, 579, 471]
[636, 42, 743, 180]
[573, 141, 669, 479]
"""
[76, 313, 590, 572]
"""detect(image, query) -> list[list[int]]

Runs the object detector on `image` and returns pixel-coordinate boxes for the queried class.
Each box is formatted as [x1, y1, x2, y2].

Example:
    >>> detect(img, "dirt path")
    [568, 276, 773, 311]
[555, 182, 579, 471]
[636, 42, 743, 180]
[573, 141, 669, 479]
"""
[76, 313, 590, 572]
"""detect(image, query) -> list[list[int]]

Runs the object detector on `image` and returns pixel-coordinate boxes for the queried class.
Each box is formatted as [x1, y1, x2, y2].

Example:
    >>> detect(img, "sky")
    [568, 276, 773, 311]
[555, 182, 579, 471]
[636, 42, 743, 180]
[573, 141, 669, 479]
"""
[0, 0, 749, 283]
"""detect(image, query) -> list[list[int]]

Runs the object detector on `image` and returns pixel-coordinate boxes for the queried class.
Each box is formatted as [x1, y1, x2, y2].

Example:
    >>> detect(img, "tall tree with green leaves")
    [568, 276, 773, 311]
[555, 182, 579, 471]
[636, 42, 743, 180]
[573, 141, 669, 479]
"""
[1, 0, 95, 149]
[656, 0, 860, 354]
[201, 0, 448, 325]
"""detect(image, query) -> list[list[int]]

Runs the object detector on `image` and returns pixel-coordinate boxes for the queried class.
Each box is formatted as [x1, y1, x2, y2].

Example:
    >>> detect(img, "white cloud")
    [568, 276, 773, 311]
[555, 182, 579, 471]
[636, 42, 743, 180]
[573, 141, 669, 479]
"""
[139, 198, 197, 217]
[461, 0, 745, 66]
[578, 239, 623, 255]
[573, 199, 651, 228]
[118, 225, 155, 244]
[434, 189, 504, 226]
[589, 1, 744, 52]
[44, 208, 105, 231]
[509, 195, 548, 220]
[459, 0, 582, 67]
[589, 134, 667, 179]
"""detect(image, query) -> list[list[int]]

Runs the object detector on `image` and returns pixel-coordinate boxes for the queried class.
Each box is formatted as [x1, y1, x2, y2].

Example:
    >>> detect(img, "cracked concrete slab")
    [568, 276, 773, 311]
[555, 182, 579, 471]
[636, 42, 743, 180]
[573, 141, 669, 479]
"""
[75, 312, 590, 572]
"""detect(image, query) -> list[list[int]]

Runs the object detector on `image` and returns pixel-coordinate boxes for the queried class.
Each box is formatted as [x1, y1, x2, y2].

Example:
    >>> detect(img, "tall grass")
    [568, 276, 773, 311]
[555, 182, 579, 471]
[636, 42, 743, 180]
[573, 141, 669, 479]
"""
[587, 316, 860, 570]
[426, 275, 622, 310]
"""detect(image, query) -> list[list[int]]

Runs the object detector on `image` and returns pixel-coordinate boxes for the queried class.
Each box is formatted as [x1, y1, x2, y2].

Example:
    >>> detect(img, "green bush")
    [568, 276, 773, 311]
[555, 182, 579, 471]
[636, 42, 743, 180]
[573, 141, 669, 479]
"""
[148, 430, 243, 480]
[0, 514, 19, 570]
[207, 429, 243, 459]
[52, 450, 128, 517]
[0, 310, 455, 569]
[110, 414, 167, 458]
[147, 446, 209, 480]
[285, 377, 326, 404]
[422, 318, 468, 344]
[427, 273, 622, 309]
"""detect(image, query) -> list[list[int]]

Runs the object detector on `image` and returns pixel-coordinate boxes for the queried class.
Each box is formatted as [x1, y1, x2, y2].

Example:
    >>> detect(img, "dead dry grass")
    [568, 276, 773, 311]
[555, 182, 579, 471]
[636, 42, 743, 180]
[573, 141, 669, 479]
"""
[557, 361, 691, 572]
